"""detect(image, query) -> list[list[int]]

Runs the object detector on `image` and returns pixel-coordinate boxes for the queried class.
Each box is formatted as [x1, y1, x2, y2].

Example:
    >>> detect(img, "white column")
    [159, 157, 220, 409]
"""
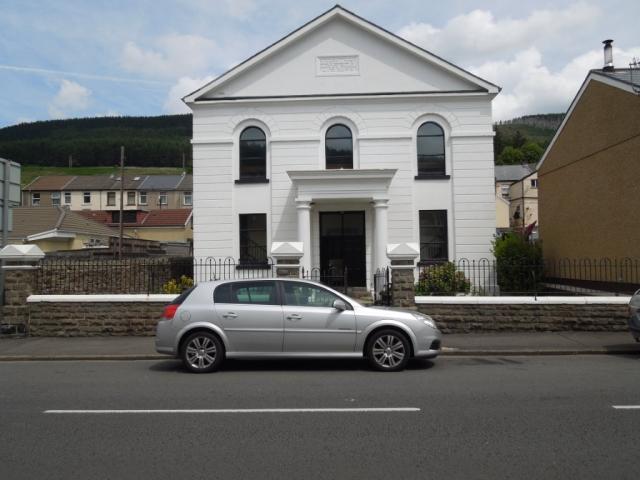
[296, 200, 312, 275]
[373, 199, 389, 272]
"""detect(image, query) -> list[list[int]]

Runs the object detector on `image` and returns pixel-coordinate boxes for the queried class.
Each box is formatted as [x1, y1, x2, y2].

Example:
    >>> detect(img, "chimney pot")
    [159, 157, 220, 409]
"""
[603, 39, 614, 71]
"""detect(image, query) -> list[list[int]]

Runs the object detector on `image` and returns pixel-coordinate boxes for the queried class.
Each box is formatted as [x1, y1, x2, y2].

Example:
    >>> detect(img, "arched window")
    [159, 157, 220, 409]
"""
[417, 122, 445, 176]
[325, 124, 353, 169]
[239, 127, 266, 180]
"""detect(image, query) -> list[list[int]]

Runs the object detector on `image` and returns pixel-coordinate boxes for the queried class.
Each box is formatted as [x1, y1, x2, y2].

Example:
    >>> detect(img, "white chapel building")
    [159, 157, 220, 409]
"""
[184, 5, 500, 289]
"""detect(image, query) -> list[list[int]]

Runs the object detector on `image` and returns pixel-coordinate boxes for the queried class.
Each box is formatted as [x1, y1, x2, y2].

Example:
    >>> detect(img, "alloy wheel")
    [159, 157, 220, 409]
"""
[185, 335, 217, 370]
[372, 334, 406, 369]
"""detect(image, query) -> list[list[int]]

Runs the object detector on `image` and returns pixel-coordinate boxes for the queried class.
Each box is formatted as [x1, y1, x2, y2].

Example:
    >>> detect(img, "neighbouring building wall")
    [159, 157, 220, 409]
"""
[125, 227, 192, 243]
[539, 81, 640, 259]
[509, 172, 538, 230]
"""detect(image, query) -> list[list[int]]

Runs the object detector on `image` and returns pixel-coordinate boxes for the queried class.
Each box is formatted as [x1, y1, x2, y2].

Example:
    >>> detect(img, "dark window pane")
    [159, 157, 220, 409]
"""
[418, 122, 444, 137]
[418, 155, 445, 175]
[228, 281, 278, 305]
[326, 124, 353, 169]
[417, 122, 445, 176]
[419, 210, 448, 261]
[239, 213, 267, 264]
[213, 284, 232, 303]
[326, 124, 352, 139]
[282, 282, 340, 307]
[239, 127, 266, 179]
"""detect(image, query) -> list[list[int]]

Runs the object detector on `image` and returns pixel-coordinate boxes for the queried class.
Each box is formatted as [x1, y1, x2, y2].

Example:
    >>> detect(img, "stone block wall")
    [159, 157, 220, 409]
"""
[2, 268, 38, 328]
[417, 303, 629, 333]
[28, 302, 166, 336]
[391, 268, 415, 308]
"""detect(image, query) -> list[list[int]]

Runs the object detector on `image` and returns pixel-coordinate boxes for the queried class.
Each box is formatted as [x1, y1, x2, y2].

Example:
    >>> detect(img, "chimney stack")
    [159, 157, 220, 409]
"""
[603, 39, 614, 71]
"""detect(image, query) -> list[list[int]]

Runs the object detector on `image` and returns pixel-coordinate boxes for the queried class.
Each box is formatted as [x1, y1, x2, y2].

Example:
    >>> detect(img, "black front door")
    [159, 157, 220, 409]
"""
[319, 211, 366, 287]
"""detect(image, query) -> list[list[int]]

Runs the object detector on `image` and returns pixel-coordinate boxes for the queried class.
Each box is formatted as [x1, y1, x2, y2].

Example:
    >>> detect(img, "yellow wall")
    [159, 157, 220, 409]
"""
[124, 226, 192, 243]
[539, 80, 640, 259]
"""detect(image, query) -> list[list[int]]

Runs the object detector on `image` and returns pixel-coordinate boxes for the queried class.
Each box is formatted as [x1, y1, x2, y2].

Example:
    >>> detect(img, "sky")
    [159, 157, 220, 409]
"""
[1, 0, 639, 127]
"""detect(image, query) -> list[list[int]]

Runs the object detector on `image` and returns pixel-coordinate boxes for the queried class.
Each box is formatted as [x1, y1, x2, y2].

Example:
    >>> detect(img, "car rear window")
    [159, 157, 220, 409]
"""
[171, 286, 196, 305]
[214, 281, 278, 305]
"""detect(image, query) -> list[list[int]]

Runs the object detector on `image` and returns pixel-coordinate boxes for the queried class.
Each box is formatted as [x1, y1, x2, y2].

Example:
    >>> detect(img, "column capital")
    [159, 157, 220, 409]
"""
[295, 199, 312, 210]
[372, 198, 389, 209]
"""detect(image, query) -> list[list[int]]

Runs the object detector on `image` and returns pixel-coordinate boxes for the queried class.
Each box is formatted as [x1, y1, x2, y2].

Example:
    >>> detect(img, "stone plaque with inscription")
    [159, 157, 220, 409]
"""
[316, 55, 360, 76]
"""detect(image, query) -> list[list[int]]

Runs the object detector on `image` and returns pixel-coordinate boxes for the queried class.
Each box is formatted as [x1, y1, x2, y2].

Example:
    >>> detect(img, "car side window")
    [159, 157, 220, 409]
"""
[215, 281, 278, 305]
[282, 282, 341, 308]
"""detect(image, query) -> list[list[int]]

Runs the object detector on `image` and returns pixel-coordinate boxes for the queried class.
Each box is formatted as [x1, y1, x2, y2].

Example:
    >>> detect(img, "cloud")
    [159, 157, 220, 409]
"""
[222, 0, 257, 19]
[469, 46, 640, 120]
[121, 34, 217, 78]
[397, 3, 599, 63]
[48, 79, 91, 118]
[163, 75, 215, 113]
[0, 64, 169, 86]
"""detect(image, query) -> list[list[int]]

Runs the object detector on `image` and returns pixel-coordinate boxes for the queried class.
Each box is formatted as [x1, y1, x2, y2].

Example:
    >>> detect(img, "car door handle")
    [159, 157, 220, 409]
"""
[286, 314, 302, 321]
[222, 312, 238, 319]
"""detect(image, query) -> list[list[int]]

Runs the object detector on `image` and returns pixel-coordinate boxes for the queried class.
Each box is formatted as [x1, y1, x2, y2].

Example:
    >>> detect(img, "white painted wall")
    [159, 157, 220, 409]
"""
[192, 95, 496, 265]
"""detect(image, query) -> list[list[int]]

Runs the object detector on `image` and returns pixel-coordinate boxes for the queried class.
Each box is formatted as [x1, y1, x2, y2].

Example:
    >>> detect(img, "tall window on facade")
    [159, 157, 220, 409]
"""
[183, 191, 192, 206]
[83, 192, 91, 204]
[138, 191, 148, 205]
[107, 191, 116, 206]
[239, 127, 267, 180]
[127, 191, 136, 205]
[64, 192, 72, 205]
[158, 192, 168, 206]
[51, 192, 61, 206]
[239, 213, 267, 265]
[325, 124, 353, 169]
[31, 193, 40, 206]
[417, 122, 445, 176]
[419, 210, 448, 263]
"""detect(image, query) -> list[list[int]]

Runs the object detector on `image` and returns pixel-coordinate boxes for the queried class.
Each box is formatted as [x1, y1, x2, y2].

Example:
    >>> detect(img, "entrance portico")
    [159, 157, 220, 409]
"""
[287, 169, 396, 288]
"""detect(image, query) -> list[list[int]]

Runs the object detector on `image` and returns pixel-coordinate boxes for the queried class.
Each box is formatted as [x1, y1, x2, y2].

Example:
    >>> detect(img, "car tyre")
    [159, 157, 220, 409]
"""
[366, 329, 410, 372]
[181, 331, 224, 373]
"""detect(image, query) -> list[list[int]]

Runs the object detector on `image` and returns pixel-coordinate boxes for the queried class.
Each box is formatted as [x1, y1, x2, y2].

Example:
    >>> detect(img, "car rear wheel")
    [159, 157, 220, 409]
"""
[366, 330, 410, 372]
[181, 331, 224, 373]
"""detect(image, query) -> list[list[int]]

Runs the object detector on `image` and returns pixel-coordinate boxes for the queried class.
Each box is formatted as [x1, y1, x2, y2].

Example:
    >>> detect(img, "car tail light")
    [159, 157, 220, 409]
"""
[163, 304, 179, 320]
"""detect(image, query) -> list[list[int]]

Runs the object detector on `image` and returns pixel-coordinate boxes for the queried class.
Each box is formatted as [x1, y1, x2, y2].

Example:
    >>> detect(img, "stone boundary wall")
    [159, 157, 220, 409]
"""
[416, 297, 630, 333]
[26, 295, 178, 337]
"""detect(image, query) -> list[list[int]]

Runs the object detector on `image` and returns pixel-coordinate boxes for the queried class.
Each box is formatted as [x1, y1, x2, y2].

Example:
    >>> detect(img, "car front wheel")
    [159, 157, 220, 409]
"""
[181, 331, 224, 373]
[366, 330, 410, 372]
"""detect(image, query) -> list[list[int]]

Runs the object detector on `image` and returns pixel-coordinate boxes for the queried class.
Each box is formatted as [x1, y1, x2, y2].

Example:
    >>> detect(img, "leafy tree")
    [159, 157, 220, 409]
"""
[520, 142, 544, 164]
[497, 146, 525, 165]
[492, 233, 543, 294]
[511, 130, 527, 149]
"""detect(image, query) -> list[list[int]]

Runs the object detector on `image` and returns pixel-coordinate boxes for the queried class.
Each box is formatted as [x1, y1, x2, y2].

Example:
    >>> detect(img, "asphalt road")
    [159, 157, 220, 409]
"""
[1, 355, 639, 479]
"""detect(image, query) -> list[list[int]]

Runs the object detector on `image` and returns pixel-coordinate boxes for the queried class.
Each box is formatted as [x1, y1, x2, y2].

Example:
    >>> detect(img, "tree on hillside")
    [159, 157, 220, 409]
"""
[497, 146, 525, 165]
[520, 142, 544, 164]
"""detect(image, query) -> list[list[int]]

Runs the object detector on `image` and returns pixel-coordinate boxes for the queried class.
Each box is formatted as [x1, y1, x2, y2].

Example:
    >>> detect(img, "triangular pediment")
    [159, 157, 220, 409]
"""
[184, 6, 498, 103]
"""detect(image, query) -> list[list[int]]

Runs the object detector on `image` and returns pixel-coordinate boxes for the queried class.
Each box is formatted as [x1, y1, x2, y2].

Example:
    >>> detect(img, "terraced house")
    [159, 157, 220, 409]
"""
[22, 174, 192, 210]
[185, 5, 499, 289]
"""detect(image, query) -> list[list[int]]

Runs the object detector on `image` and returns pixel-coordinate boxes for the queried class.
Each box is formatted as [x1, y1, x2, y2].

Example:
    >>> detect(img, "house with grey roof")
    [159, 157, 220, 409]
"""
[22, 174, 192, 211]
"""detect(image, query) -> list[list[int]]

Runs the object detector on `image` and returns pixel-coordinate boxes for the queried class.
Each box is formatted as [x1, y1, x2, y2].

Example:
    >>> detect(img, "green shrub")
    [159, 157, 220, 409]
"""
[415, 262, 471, 295]
[492, 233, 543, 294]
[162, 275, 194, 294]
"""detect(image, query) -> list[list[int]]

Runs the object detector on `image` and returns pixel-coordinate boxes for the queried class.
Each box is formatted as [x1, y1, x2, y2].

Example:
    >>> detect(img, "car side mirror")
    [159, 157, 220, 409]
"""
[333, 299, 347, 311]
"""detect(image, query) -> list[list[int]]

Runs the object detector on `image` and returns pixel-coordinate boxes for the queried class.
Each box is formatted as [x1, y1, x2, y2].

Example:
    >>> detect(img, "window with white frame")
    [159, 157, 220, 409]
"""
[127, 191, 136, 205]
[183, 191, 192, 206]
[107, 191, 116, 206]
[64, 192, 72, 204]
[31, 193, 41, 206]
[530, 179, 538, 188]
[158, 192, 168, 206]
[419, 210, 448, 263]
[500, 184, 510, 198]
[83, 192, 91, 204]
[139, 191, 148, 205]
[51, 192, 61, 206]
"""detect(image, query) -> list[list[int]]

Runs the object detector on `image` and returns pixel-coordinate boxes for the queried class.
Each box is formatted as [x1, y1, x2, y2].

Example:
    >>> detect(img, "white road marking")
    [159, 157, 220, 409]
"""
[44, 407, 420, 414]
[612, 405, 640, 410]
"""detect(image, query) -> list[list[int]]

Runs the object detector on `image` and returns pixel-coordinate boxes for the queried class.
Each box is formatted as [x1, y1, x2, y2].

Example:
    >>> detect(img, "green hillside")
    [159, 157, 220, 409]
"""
[493, 114, 564, 165]
[0, 112, 565, 170]
[0, 115, 192, 168]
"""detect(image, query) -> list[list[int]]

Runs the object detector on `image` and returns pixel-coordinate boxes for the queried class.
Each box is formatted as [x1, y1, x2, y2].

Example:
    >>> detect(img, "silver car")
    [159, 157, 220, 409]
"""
[629, 288, 640, 342]
[155, 278, 441, 373]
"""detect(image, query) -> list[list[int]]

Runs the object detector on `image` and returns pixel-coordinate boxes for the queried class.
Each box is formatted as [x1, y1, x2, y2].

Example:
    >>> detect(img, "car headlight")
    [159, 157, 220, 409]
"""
[412, 313, 437, 329]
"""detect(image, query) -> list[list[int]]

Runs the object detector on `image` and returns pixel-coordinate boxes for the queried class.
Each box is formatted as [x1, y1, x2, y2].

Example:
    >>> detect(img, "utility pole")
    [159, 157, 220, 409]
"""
[68, 155, 73, 169]
[118, 146, 125, 259]
[182, 152, 186, 173]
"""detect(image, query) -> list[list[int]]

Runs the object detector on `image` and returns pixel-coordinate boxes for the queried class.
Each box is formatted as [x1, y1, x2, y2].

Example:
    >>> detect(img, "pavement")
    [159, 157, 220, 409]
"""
[0, 331, 638, 360]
